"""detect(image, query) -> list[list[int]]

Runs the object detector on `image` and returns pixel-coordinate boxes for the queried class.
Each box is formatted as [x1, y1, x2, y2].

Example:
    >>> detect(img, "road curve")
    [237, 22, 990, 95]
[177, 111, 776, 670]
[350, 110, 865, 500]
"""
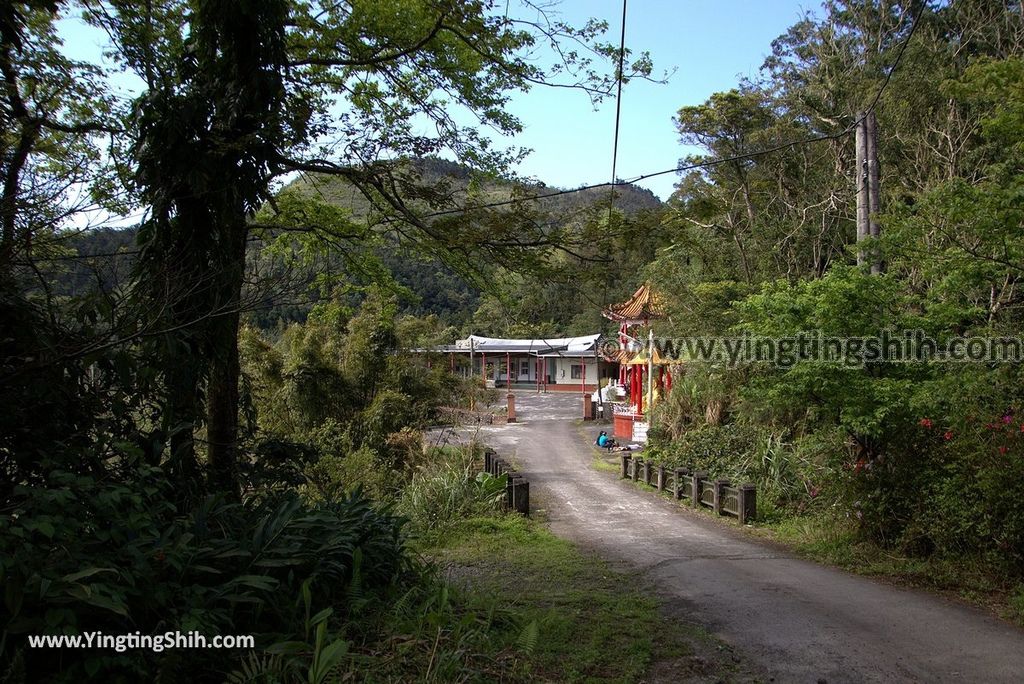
[467, 391, 1024, 683]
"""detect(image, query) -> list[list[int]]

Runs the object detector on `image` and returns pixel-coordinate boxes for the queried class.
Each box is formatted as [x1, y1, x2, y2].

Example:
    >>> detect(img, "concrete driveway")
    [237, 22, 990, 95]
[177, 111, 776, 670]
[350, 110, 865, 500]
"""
[448, 391, 1024, 683]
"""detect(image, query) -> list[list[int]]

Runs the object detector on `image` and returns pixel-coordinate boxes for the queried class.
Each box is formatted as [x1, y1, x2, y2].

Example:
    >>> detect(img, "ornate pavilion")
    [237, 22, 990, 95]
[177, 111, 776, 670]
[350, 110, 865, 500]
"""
[602, 283, 676, 441]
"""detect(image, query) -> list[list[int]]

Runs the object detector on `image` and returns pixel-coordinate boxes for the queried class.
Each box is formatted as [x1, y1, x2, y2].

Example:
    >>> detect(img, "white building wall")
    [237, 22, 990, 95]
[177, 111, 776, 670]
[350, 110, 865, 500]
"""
[549, 357, 598, 385]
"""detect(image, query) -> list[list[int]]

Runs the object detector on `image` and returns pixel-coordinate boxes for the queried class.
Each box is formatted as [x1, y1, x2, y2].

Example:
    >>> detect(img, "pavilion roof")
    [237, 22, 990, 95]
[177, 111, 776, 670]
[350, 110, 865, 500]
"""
[602, 283, 666, 323]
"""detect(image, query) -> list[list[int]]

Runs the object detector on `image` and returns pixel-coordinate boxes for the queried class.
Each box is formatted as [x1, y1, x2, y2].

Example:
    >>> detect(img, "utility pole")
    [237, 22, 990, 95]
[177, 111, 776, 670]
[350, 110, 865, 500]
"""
[866, 111, 882, 274]
[855, 111, 883, 274]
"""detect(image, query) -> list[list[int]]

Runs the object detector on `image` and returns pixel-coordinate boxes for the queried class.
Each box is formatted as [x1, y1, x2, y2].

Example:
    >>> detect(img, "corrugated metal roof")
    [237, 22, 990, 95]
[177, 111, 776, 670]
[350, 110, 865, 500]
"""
[422, 334, 603, 356]
[464, 334, 601, 355]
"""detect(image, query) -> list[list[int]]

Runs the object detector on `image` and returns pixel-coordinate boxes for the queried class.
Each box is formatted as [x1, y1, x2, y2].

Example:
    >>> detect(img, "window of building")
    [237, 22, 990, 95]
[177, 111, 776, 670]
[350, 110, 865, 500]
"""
[571, 364, 584, 379]
[520, 360, 530, 376]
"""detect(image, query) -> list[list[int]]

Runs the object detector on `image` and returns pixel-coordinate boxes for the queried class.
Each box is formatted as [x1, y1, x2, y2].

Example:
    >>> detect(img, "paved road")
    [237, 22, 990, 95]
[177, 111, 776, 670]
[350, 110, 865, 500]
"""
[453, 391, 1024, 683]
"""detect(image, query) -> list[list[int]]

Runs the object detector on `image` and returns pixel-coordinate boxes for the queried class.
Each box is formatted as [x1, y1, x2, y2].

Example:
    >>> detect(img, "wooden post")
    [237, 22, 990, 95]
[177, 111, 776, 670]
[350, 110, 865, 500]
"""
[642, 459, 652, 486]
[504, 470, 519, 507]
[512, 477, 529, 515]
[657, 465, 666, 492]
[691, 471, 707, 507]
[507, 392, 516, 423]
[713, 479, 730, 516]
[620, 453, 631, 479]
[632, 457, 641, 482]
[738, 483, 757, 524]
[484, 450, 494, 474]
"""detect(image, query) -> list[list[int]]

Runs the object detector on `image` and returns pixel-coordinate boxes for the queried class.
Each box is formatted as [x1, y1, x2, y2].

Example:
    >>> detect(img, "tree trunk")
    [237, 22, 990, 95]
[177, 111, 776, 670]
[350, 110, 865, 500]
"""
[205, 217, 248, 495]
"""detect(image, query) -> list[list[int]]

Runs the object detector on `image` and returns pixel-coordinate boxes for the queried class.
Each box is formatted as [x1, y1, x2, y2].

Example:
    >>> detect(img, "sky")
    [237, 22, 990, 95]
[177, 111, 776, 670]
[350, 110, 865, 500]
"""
[498, 0, 819, 200]
[56, 0, 820, 203]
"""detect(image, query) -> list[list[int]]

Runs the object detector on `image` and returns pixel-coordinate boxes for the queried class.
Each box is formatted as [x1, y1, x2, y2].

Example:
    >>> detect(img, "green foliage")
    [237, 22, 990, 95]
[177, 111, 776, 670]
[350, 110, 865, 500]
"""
[398, 448, 508, 534]
[1, 466, 410, 681]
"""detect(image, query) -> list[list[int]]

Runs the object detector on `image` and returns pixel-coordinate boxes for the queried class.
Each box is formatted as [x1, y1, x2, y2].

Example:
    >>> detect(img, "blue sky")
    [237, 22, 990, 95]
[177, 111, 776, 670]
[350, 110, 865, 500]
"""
[500, 0, 818, 199]
[57, 1, 818, 203]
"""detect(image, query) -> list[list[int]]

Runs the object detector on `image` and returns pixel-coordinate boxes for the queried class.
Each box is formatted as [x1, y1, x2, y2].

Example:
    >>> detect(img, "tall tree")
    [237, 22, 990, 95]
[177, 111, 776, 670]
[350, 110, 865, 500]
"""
[88, 0, 650, 493]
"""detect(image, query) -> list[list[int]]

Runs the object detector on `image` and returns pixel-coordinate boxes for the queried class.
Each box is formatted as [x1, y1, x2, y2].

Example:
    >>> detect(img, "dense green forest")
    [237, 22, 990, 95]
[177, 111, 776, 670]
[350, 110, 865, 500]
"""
[642, 0, 1024, 604]
[56, 157, 663, 333]
[4, 0, 1024, 681]
[1, 0, 667, 680]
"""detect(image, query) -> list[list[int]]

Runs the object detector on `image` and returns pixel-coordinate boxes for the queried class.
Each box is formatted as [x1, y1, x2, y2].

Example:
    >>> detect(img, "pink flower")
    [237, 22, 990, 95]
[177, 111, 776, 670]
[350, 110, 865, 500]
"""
[999, 446, 1008, 455]
[1003, 414, 1014, 424]
[943, 431, 953, 441]
[810, 487, 820, 498]
[919, 418, 933, 428]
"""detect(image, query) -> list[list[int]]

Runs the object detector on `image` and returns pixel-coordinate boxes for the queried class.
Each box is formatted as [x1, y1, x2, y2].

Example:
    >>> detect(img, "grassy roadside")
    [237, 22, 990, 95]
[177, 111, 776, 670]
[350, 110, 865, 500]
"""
[758, 515, 1024, 625]
[414, 514, 751, 682]
[580, 424, 1024, 627]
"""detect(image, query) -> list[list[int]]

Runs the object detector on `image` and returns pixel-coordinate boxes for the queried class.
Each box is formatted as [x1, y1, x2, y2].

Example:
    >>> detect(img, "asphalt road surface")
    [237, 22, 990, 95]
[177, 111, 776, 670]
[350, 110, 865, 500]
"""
[445, 390, 1024, 683]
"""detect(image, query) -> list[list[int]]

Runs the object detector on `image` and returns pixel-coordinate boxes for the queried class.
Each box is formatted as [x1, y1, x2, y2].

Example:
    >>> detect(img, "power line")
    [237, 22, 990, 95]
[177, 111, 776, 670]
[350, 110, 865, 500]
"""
[609, 0, 628, 195]
[416, 0, 925, 221]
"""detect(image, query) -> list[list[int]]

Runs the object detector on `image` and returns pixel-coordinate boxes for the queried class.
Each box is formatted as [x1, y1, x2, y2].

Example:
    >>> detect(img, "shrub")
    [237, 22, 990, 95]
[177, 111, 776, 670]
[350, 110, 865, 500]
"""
[648, 424, 835, 519]
[1, 466, 412, 682]
[398, 448, 508, 533]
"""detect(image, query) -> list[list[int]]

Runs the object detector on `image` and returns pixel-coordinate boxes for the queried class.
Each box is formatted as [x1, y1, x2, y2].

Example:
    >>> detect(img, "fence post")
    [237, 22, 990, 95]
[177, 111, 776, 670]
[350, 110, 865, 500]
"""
[620, 453, 631, 479]
[642, 460, 653, 486]
[691, 471, 707, 507]
[632, 458, 641, 482]
[738, 483, 757, 524]
[672, 468, 685, 500]
[504, 470, 519, 508]
[484, 450, 495, 475]
[512, 477, 529, 515]
[657, 465, 666, 492]
[713, 479, 730, 515]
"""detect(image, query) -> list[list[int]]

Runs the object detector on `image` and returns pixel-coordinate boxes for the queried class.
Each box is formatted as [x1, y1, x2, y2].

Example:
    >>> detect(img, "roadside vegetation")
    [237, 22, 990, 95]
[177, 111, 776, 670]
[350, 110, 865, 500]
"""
[7, 0, 1024, 680]
[626, 2, 1024, 626]
[418, 513, 750, 683]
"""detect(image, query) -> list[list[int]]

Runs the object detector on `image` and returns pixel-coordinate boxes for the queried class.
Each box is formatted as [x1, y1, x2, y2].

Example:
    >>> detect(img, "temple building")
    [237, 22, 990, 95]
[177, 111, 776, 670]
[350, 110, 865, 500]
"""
[602, 283, 673, 441]
[434, 334, 617, 392]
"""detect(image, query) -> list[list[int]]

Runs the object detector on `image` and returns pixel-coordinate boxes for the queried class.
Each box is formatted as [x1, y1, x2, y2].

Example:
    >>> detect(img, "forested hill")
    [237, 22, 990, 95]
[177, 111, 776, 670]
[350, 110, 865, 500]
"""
[287, 156, 663, 221]
[60, 158, 663, 329]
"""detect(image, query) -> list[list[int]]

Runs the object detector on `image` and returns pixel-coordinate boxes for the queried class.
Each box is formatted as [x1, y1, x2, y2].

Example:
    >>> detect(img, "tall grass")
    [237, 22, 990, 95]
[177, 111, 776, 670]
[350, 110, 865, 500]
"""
[398, 447, 508, 534]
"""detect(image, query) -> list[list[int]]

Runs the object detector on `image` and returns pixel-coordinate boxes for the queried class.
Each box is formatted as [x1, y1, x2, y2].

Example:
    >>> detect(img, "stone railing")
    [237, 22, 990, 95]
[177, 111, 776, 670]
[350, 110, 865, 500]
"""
[619, 454, 756, 525]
